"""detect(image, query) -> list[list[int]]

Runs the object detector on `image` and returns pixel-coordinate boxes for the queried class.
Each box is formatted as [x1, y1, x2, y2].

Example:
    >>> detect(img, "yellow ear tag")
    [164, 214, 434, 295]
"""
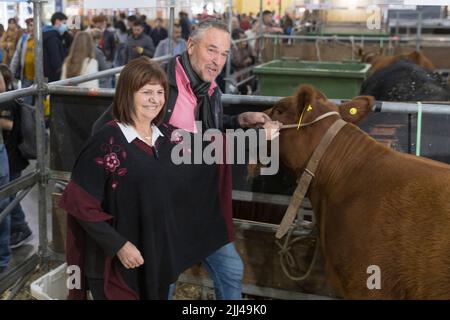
[297, 105, 313, 130]
[349, 107, 358, 115]
[297, 105, 311, 130]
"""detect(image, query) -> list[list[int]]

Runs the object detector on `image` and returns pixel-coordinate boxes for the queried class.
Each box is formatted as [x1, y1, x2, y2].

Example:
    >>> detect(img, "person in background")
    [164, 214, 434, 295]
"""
[116, 12, 127, 23]
[89, 28, 113, 88]
[80, 16, 91, 32]
[231, 17, 240, 32]
[91, 15, 116, 63]
[0, 24, 4, 63]
[43, 12, 72, 82]
[249, 12, 256, 22]
[0, 71, 12, 275]
[230, 28, 255, 95]
[150, 18, 168, 48]
[126, 15, 138, 33]
[260, 10, 283, 34]
[231, 28, 253, 66]
[281, 12, 294, 44]
[1, 18, 22, 65]
[154, 24, 186, 58]
[281, 12, 294, 35]
[179, 11, 191, 41]
[140, 15, 152, 37]
[61, 31, 99, 88]
[0, 64, 33, 252]
[113, 20, 128, 67]
[10, 18, 35, 104]
[194, 13, 202, 25]
[0, 64, 16, 91]
[244, 20, 259, 58]
[239, 14, 250, 31]
[124, 20, 155, 64]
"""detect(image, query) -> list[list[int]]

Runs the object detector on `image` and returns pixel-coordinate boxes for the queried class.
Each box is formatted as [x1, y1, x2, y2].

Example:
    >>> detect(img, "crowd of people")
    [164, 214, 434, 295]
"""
[0, 65, 34, 275]
[0, 9, 300, 93]
[0, 11, 286, 299]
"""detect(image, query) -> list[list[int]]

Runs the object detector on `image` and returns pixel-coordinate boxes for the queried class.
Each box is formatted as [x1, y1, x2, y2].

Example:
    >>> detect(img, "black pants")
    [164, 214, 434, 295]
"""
[86, 277, 107, 300]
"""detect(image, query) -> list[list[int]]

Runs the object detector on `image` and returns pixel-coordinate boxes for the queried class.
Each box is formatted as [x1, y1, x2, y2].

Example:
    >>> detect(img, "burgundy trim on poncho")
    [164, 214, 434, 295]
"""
[59, 181, 138, 300]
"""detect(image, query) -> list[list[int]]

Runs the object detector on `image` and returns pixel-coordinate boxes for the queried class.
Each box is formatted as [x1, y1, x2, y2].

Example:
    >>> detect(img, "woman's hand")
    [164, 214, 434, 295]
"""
[117, 241, 144, 269]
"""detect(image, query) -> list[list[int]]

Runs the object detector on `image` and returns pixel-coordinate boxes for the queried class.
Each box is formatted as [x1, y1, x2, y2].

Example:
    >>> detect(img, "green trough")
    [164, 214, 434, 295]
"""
[254, 59, 371, 99]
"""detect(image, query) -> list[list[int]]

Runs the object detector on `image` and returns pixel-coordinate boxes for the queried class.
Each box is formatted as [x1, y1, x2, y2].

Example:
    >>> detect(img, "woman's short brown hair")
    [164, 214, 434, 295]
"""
[113, 57, 168, 126]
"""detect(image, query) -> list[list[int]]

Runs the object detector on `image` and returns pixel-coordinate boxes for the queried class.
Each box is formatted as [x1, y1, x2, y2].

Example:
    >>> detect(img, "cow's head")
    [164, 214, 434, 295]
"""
[250, 85, 374, 177]
[357, 45, 384, 64]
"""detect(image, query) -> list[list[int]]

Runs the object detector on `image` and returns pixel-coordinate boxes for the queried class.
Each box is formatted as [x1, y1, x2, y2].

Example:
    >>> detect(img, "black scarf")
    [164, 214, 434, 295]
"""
[179, 51, 215, 130]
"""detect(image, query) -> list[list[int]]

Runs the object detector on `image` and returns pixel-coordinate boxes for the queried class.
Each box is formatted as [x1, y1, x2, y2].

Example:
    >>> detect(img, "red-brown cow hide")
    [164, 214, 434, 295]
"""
[264, 85, 450, 299]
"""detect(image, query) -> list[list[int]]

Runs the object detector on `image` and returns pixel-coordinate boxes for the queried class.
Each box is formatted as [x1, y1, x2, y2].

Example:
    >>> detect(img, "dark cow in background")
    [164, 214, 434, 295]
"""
[360, 59, 450, 102]
[259, 85, 450, 299]
[359, 49, 435, 76]
[358, 50, 450, 164]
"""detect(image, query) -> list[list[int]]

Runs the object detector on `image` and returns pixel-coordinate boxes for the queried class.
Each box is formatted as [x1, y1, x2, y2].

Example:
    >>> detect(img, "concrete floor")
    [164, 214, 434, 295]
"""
[14, 160, 52, 250]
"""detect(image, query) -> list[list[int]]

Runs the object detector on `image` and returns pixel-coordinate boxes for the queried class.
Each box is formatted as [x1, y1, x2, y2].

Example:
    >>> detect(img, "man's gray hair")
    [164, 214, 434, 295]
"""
[190, 18, 230, 42]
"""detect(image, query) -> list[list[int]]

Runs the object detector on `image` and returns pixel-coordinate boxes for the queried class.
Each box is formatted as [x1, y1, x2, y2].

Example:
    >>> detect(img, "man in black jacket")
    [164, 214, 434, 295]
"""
[43, 12, 72, 82]
[150, 18, 168, 48]
[92, 19, 279, 299]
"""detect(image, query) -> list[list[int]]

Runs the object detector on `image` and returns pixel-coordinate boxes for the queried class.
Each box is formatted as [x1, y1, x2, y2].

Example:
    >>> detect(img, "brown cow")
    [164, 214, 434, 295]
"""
[261, 85, 450, 299]
[358, 48, 435, 75]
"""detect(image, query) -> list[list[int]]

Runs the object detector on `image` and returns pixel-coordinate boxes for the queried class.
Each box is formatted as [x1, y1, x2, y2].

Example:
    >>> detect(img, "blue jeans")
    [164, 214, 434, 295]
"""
[169, 242, 244, 300]
[0, 144, 11, 267]
[9, 172, 28, 233]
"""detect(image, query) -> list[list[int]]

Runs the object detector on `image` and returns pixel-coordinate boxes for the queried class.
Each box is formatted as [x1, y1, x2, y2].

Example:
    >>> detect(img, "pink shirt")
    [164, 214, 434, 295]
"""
[169, 57, 217, 133]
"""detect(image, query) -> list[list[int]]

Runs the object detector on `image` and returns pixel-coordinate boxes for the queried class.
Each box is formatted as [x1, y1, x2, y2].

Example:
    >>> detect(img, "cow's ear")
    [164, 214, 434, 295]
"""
[295, 85, 317, 114]
[296, 85, 331, 124]
[339, 95, 374, 124]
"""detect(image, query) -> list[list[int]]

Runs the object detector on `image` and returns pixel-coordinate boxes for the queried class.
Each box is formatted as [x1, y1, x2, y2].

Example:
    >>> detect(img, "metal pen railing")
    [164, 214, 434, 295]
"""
[44, 86, 450, 115]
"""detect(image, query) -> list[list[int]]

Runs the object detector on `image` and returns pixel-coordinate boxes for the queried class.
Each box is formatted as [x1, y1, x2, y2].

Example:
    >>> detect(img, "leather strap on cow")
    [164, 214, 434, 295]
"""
[276, 118, 347, 239]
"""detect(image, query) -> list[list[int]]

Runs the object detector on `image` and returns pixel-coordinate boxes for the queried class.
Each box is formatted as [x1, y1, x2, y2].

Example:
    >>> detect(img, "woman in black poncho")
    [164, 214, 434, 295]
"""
[59, 57, 230, 300]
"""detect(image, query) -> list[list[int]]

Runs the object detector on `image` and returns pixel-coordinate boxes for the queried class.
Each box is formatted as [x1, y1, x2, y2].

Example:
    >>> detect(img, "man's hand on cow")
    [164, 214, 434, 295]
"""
[263, 120, 283, 140]
[237, 112, 271, 128]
